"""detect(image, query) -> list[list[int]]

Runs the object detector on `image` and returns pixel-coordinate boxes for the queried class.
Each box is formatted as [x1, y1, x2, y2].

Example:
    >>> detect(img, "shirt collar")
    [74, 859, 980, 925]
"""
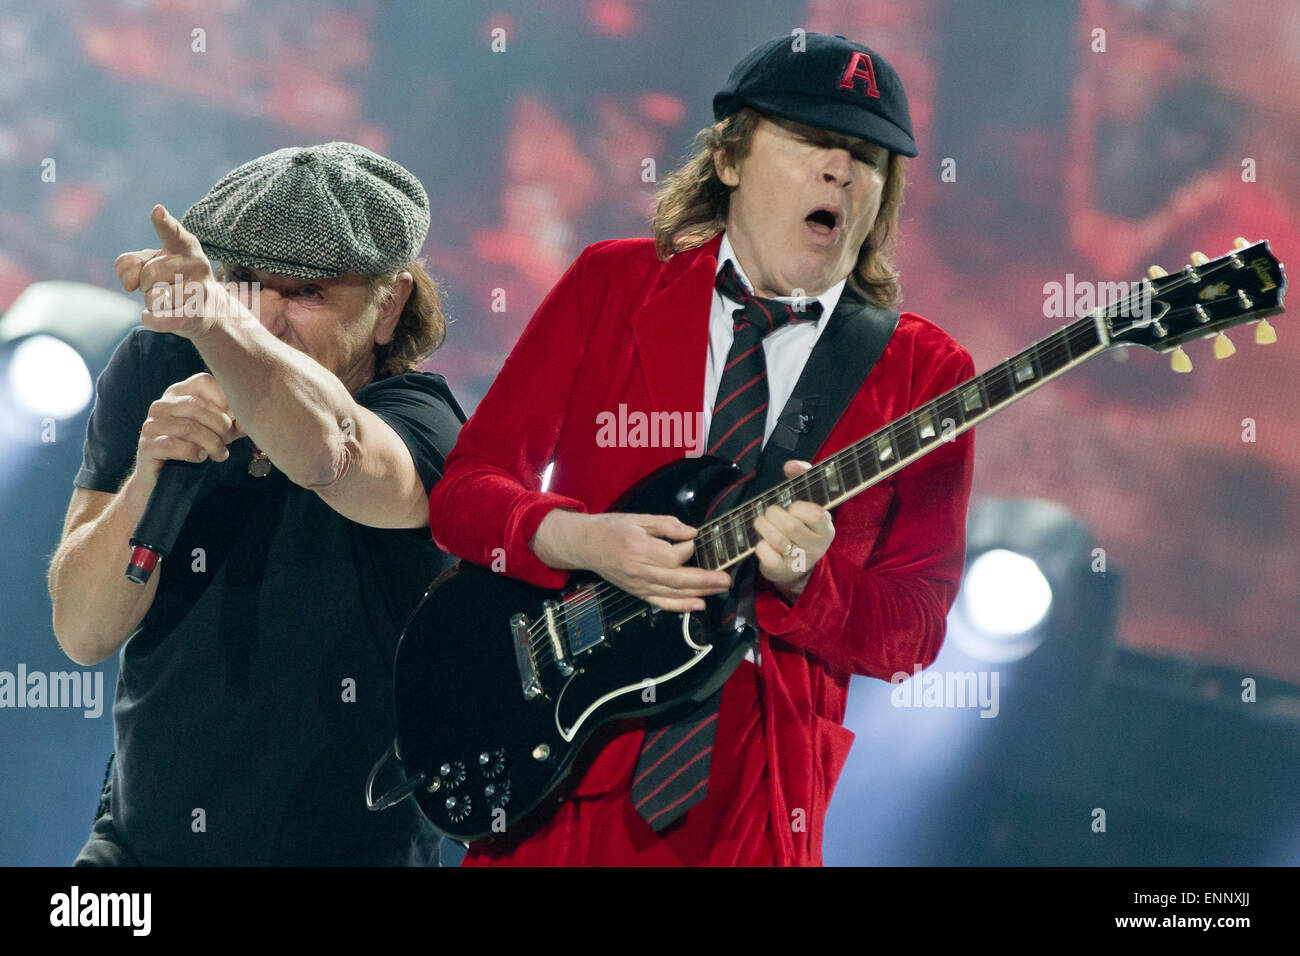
[716, 233, 846, 324]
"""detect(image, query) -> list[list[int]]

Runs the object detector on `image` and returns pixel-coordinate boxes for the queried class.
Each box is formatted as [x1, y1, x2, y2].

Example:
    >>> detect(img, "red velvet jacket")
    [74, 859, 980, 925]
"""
[427, 233, 975, 864]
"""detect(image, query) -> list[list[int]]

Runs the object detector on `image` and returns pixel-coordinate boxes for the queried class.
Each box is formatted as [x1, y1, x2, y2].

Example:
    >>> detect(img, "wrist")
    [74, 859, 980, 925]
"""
[121, 466, 159, 507]
[186, 290, 236, 345]
[775, 576, 806, 606]
[532, 508, 587, 570]
[190, 272, 263, 343]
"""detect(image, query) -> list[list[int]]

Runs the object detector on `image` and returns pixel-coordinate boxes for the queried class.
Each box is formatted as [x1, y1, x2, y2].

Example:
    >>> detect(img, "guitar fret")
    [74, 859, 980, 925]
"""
[808, 469, 831, 505]
[858, 446, 881, 482]
[1048, 328, 1072, 369]
[1071, 317, 1101, 355]
[937, 394, 963, 431]
[843, 449, 864, 488]
[731, 512, 748, 552]
[711, 530, 726, 568]
[894, 416, 922, 460]
[874, 431, 896, 466]
[1012, 354, 1036, 386]
[824, 458, 842, 496]
[983, 364, 1013, 408]
[926, 400, 948, 442]
[916, 406, 938, 442]
[1001, 361, 1018, 400]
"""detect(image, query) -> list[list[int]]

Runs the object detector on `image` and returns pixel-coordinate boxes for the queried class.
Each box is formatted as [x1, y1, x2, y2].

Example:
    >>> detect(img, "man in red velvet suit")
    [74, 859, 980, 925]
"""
[427, 33, 975, 865]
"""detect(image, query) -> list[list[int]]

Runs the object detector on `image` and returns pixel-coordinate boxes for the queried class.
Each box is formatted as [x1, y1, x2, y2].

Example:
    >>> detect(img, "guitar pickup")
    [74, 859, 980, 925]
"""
[561, 584, 607, 657]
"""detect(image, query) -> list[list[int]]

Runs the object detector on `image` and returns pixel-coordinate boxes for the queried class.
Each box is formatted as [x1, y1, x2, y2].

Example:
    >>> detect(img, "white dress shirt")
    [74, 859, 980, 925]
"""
[703, 234, 846, 662]
[702, 234, 846, 446]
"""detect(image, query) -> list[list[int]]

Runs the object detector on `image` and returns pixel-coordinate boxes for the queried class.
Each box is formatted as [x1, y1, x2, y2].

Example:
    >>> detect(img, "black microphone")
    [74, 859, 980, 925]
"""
[124, 459, 209, 585]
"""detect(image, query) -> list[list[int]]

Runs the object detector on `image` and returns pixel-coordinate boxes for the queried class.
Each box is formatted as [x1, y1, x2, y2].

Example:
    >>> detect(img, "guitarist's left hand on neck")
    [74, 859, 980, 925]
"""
[753, 460, 836, 606]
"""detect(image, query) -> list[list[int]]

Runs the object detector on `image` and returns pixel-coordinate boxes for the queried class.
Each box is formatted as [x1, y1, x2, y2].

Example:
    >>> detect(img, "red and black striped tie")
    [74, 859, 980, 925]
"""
[631, 259, 821, 831]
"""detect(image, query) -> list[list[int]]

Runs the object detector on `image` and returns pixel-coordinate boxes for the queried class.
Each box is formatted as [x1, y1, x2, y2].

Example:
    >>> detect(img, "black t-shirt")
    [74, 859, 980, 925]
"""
[75, 328, 465, 865]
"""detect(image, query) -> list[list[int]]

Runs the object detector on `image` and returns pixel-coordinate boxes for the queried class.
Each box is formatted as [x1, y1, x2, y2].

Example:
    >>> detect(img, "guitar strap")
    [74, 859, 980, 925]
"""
[751, 282, 900, 495]
[726, 283, 900, 651]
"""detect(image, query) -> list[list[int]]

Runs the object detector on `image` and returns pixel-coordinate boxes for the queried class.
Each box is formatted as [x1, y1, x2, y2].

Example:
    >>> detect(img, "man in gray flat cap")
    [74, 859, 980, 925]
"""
[48, 143, 464, 865]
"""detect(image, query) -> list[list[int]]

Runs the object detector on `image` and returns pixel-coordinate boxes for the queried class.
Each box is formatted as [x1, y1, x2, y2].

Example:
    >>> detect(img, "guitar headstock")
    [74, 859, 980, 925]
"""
[1105, 239, 1285, 370]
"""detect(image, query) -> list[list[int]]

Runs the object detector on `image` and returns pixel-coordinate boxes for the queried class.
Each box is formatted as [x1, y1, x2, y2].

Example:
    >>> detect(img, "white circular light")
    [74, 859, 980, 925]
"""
[7, 334, 94, 419]
[960, 548, 1053, 637]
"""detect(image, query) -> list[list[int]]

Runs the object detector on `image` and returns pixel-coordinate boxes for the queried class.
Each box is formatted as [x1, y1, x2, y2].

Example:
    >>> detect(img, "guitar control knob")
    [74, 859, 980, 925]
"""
[484, 779, 511, 810]
[478, 748, 507, 779]
[439, 761, 467, 788]
[443, 792, 472, 824]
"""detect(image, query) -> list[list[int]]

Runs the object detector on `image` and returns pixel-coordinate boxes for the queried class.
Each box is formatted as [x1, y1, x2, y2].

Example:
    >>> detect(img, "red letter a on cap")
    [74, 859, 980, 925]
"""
[839, 52, 881, 98]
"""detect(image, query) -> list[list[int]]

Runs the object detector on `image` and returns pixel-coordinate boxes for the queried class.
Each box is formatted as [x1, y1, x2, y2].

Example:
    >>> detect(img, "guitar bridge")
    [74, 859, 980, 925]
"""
[510, 613, 544, 700]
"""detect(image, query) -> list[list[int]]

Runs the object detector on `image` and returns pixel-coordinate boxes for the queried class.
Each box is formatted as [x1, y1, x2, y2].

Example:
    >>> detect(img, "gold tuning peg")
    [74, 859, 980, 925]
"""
[1234, 236, 1250, 250]
[1255, 318, 1278, 345]
[1190, 251, 1209, 265]
[1171, 347, 1193, 373]
[1148, 265, 1168, 279]
[1214, 332, 1236, 358]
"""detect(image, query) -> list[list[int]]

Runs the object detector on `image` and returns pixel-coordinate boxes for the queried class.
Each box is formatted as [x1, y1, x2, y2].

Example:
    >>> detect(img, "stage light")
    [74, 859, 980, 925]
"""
[949, 498, 1103, 667]
[0, 281, 139, 445]
[4, 334, 93, 420]
[960, 548, 1054, 637]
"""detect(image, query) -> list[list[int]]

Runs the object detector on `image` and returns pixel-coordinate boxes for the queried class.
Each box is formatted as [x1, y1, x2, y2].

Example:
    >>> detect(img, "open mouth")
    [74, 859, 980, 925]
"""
[804, 205, 842, 240]
[807, 209, 837, 228]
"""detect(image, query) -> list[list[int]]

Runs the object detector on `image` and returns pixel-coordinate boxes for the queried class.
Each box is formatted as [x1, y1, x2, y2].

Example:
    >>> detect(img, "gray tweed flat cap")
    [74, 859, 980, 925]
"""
[181, 142, 430, 279]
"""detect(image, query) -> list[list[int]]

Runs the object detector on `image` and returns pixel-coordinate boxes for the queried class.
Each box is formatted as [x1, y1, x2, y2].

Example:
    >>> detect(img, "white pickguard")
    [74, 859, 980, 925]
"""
[552, 611, 713, 742]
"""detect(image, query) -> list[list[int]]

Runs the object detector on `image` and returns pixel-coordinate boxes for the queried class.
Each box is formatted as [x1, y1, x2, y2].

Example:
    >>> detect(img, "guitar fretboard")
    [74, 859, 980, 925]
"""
[692, 314, 1107, 571]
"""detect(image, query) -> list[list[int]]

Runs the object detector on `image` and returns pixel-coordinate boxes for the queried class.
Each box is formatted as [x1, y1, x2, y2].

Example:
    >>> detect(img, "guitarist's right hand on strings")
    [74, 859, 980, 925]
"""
[531, 510, 732, 613]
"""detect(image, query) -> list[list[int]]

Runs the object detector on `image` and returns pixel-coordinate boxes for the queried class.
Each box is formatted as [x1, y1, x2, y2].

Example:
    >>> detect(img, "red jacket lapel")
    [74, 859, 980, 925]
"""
[628, 234, 722, 416]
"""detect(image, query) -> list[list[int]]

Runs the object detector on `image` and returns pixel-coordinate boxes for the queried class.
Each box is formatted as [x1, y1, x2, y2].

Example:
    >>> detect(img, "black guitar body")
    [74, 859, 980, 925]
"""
[392, 454, 755, 842]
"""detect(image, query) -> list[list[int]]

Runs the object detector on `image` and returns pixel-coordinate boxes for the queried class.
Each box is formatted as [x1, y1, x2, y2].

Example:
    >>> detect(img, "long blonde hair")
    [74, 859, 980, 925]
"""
[652, 107, 908, 308]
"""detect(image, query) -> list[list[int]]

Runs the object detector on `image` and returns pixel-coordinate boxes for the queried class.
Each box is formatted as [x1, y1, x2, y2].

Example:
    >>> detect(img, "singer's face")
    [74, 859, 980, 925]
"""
[222, 266, 398, 394]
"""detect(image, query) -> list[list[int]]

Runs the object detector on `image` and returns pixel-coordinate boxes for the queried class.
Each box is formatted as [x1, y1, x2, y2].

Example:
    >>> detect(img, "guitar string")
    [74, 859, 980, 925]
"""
[521, 259, 1268, 672]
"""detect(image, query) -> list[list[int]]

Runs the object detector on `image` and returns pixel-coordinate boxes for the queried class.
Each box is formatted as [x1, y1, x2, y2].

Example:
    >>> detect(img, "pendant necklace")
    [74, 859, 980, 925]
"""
[248, 442, 272, 478]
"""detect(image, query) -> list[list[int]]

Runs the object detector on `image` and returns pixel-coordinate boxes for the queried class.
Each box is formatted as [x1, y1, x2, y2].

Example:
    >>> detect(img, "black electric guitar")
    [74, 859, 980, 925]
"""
[372, 242, 1285, 841]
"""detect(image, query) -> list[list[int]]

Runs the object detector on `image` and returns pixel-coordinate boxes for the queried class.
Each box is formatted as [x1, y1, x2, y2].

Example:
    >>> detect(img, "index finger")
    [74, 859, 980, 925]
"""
[150, 204, 203, 258]
[636, 513, 698, 541]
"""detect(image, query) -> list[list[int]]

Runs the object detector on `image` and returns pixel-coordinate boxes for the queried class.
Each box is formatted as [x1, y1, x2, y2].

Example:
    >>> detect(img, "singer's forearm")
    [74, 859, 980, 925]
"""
[189, 317, 355, 489]
[49, 473, 161, 666]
